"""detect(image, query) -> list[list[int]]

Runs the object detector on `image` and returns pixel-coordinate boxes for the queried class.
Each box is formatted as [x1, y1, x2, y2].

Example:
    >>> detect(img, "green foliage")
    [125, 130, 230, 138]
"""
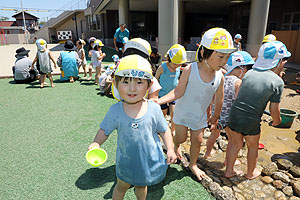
[0, 16, 9, 21]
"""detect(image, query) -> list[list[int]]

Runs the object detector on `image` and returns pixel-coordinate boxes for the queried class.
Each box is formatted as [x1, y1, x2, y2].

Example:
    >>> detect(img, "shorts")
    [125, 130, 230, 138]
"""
[40, 70, 52, 75]
[227, 111, 261, 136]
[160, 101, 176, 110]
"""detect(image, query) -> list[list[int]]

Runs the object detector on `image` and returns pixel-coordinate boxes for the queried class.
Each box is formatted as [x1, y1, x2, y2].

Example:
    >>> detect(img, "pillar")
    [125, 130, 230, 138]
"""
[158, 0, 179, 56]
[178, 0, 185, 44]
[118, 0, 129, 26]
[246, 0, 270, 56]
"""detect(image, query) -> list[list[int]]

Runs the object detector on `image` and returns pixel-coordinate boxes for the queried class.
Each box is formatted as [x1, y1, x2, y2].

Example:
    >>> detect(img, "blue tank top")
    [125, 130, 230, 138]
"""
[159, 63, 180, 97]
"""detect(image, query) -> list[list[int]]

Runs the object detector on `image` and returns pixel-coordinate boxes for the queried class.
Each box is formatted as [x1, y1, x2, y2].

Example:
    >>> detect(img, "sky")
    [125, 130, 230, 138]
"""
[0, 0, 87, 22]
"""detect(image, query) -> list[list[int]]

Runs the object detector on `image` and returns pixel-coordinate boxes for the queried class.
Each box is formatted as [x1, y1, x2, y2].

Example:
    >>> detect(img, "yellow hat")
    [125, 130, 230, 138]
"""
[115, 54, 153, 79]
[36, 38, 47, 52]
[262, 34, 276, 43]
[93, 39, 104, 48]
[124, 38, 152, 57]
[200, 27, 236, 53]
[165, 44, 187, 64]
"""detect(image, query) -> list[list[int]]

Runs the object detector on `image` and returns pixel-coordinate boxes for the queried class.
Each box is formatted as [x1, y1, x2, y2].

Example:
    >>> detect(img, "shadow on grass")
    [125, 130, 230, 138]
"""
[147, 165, 186, 199]
[75, 165, 186, 200]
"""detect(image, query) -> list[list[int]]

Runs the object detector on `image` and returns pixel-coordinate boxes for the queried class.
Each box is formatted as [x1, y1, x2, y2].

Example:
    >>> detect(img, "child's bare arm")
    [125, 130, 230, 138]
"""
[159, 129, 177, 164]
[88, 128, 109, 150]
[154, 65, 163, 81]
[98, 52, 106, 60]
[31, 54, 38, 69]
[48, 51, 57, 68]
[156, 64, 191, 105]
[269, 102, 281, 126]
[209, 75, 224, 130]
[234, 79, 242, 98]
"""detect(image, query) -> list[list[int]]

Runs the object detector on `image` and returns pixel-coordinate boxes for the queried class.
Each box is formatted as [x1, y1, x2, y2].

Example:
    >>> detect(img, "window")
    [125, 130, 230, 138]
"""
[282, 12, 300, 30]
[88, 14, 102, 31]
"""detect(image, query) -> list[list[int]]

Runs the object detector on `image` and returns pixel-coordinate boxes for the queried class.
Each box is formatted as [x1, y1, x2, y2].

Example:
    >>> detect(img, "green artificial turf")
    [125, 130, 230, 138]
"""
[0, 77, 214, 200]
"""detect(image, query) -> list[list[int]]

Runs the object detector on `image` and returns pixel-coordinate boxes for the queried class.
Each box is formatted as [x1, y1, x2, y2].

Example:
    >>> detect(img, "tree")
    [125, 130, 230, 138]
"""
[0, 16, 9, 21]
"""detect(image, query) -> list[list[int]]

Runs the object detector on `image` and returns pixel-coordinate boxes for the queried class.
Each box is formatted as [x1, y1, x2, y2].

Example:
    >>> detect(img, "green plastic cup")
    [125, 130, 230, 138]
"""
[86, 147, 107, 167]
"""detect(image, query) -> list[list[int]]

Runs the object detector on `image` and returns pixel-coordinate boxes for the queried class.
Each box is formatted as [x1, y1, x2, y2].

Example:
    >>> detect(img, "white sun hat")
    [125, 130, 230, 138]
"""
[226, 51, 255, 74]
[253, 41, 291, 71]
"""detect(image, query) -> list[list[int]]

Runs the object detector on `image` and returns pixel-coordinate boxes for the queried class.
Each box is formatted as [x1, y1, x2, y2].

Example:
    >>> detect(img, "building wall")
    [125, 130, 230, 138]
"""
[6, 34, 32, 44]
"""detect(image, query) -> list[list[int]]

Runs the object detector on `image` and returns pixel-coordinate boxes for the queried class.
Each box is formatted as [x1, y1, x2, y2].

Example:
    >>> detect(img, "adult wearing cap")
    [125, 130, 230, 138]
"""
[57, 40, 81, 82]
[225, 41, 291, 180]
[13, 47, 38, 84]
[113, 24, 129, 58]
[156, 27, 236, 181]
[234, 34, 242, 51]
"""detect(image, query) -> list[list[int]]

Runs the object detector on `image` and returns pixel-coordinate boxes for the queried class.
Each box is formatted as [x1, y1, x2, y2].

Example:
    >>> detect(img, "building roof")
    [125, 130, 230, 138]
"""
[12, 11, 39, 19]
[0, 21, 15, 27]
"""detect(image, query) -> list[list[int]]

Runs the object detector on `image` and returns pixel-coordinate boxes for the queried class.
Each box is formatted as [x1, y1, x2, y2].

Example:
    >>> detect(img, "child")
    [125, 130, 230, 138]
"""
[112, 54, 119, 65]
[88, 55, 176, 200]
[155, 27, 236, 180]
[225, 41, 291, 180]
[31, 39, 57, 88]
[57, 40, 81, 83]
[99, 64, 114, 95]
[204, 51, 255, 161]
[76, 39, 87, 78]
[155, 44, 187, 136]
[233, 34, 242, 51]
[91, 39, 106, 85]
[113, 38, 162, 101]
[87, 37, 96, 80]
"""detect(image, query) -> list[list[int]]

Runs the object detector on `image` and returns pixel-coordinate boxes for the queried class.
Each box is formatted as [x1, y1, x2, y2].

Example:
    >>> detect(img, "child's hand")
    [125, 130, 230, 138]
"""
[102, 53, 106, 57]
[166, 149, 177, 165]
[88, 142, 100, 150]
[208, 116, 218, 131]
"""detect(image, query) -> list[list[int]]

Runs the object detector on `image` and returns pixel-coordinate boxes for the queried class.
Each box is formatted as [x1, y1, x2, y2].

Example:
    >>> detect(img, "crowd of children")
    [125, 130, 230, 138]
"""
[13, 26, 291, 199]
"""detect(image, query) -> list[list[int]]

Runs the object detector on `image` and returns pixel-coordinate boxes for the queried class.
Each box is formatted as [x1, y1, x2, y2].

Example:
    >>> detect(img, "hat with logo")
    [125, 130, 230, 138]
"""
[112, 54, 119, 62]
[234, 34, 242, 39]
[165, 44, 187, 64]
[200, 27, 236, 54]
[262, 34, 276, 43]
[226, 51, 255, 74]
[253, 41, 291, 71]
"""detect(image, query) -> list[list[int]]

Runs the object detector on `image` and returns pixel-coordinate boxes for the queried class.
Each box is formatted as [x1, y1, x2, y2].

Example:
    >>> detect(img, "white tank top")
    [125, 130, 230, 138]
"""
[173, 62, 223, 130]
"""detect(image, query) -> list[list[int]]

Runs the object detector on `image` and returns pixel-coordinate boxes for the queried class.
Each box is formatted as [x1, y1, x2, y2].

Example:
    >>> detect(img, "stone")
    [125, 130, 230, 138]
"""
[203, 129, 211, 139]
[218, 140, 228, 152]
[261, 176, 274, 184]
[273, 180, 285, 189]
[272, 171, 291, 183]
[289, 196, 300, 200]
[254, 191, 267, 198]
[232, 186, 242, 193]
[290, 180, 300, 197]
[282, 186, 294, 196]
[290, 166, 300, 178]
[277, 159, 294, 170]
[263, 162, 279, 176]
[235, 193, 245, 200]
[274, 190, 286, 199]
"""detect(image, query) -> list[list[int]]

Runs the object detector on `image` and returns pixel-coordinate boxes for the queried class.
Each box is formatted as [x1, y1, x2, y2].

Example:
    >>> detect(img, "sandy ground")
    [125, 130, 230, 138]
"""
[0, 44, 64, 77]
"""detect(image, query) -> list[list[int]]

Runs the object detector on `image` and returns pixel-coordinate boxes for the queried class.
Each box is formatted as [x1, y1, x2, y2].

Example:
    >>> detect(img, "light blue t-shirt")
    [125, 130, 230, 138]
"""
[158, 63, 180, 97]
[114, 27, 130, 43]
[100, 100, 168, 186]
